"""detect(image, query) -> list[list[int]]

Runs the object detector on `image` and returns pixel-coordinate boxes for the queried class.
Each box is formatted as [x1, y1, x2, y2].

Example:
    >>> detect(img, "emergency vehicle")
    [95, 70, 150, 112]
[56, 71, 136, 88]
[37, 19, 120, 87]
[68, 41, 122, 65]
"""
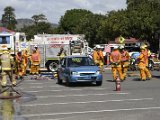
[0, 31, 26, 55]
[29, 34, 92, 72]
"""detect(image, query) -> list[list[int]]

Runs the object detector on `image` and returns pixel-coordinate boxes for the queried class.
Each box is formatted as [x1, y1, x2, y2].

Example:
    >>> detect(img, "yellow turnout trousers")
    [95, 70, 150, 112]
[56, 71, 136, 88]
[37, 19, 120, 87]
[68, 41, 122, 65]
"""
[111, 64, 124, 81]
[30, 61, 40, 74]
[138, 63, 152, 80]
[1, 70, 16, 86]
[99, 60, 104, 73]
[121, 61, 129, 78]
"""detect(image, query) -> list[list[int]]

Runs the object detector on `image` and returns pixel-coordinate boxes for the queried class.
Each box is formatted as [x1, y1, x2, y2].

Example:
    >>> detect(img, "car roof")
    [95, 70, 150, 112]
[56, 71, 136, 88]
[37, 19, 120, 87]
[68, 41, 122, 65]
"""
[64, 55, 88, 58]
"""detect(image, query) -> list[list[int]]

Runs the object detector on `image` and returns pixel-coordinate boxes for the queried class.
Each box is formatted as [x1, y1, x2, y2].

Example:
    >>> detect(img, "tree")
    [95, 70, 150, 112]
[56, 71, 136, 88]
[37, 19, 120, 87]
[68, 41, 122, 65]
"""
[57, 9, 93, 34]
[21, 22, 54, 40]
[20, 14, 54, 40]
[1, 6, 17, 30]
[55, 1, 160, 51]
[32, 14, 47, 25]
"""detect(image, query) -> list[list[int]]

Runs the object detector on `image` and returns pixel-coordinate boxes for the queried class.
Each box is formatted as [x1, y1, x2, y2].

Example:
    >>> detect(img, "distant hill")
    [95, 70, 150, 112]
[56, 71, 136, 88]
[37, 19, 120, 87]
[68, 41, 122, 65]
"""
[16, 18, 59, 30]
[0, 18, 59, 30]
[16, 18, 34, 30]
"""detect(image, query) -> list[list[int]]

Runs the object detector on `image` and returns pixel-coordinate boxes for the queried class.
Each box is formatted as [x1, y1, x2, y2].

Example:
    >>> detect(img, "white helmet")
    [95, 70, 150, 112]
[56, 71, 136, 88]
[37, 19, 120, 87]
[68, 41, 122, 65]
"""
[96, 45, 101, 48]
[119, 45, 124, 49]
[113, 46, 119, 49]
[34, 45, 38, 48]
[18, 48, 22, 53]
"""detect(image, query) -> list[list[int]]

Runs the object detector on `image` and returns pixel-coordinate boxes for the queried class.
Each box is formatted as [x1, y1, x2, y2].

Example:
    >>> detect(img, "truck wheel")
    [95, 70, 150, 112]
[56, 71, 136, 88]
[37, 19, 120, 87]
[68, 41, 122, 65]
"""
[96, 81, 102, 86]
[46, 61, 58, 72]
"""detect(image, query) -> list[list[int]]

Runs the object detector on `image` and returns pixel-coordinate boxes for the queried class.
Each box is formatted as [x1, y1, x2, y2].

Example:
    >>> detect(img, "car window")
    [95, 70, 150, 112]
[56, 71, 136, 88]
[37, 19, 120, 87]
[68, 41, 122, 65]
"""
[67, 57, 95, 67]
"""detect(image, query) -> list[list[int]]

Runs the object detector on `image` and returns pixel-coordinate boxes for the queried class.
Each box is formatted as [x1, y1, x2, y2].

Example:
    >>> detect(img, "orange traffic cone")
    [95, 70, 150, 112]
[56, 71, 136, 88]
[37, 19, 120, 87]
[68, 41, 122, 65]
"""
[115, 76, 121, 91]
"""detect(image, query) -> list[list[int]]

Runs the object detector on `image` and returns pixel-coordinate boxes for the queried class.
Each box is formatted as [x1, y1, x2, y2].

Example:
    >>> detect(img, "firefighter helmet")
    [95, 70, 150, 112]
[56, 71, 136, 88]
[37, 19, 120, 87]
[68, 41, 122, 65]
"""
[34, 45, 38, 48]
[119, 45, 124, 49]
[113, 46, 119, 49]
[140, 45, 145, 50]
[18, 49, 22, 53]
[96, 45, 101, 49]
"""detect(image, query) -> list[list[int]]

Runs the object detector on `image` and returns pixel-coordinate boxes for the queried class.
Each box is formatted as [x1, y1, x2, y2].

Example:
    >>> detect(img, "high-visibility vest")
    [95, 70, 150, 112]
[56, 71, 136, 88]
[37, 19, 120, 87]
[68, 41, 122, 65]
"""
[98, 50, 104, 60]
[16, 54, 23, 63]
[93, 50, 100, 61]
[121, 51, 130, 62]
[138, 51, 148, 65]
[1, 52, 12, 71]
[110, 50, 121, 63]
[31, 53, 40, 62]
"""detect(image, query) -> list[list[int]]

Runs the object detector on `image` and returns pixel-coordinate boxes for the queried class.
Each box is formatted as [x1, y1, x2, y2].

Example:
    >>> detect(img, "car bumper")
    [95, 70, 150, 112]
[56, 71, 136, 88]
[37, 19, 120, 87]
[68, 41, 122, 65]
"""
[69, 74, 103, 82]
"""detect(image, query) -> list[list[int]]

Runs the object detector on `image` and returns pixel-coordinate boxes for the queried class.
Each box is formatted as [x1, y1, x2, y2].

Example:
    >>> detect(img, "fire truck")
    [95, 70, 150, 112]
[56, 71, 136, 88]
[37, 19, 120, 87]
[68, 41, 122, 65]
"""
[29, 34, 92, 72]
[0, 31, 26, 55]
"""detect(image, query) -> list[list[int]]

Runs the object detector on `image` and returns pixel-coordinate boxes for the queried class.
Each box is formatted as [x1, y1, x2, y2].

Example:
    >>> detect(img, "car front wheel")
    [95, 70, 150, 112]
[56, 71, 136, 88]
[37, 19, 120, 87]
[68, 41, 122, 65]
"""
[57, 74, 62, 84]
[66, 78, 72, 86]
[96, 81, 102, 86]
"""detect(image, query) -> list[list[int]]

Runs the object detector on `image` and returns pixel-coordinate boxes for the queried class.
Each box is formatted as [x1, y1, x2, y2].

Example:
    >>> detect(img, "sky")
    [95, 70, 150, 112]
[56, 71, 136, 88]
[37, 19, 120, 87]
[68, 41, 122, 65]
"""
[0, 0, 127, 24]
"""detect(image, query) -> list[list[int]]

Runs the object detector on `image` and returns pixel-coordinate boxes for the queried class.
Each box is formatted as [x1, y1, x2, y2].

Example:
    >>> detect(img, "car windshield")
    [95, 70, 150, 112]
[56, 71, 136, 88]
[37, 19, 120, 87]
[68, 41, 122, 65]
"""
[67, 57, 95, 67]
[131, 53, 140, 59]
[125, 47, 140, 52]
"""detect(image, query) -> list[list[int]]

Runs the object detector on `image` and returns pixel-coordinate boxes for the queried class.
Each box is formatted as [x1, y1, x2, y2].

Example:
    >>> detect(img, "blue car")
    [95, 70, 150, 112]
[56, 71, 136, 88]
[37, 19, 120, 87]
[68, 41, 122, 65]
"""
[57, 55, 103, 86]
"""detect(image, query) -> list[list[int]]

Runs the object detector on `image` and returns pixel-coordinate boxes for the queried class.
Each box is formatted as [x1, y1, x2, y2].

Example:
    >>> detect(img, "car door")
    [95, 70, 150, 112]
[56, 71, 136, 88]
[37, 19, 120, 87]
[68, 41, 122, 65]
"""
[59, 58, 67, 81]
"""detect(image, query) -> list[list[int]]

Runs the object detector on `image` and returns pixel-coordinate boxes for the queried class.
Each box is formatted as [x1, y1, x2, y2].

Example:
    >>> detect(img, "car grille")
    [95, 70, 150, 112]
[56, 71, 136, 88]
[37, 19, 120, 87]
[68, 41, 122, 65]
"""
[80, 73, 95, 76]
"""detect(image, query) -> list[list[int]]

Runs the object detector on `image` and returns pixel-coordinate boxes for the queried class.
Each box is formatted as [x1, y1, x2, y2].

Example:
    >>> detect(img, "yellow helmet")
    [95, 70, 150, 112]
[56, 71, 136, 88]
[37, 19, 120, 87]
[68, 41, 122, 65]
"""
[143, 44, 147, 48]
[140, 46, 146, 50]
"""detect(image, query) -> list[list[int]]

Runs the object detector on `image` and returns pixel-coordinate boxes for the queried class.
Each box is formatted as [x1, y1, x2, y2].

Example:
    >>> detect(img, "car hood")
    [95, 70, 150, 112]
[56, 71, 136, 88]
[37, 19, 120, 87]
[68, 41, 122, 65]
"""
[69, 66, 99, 72]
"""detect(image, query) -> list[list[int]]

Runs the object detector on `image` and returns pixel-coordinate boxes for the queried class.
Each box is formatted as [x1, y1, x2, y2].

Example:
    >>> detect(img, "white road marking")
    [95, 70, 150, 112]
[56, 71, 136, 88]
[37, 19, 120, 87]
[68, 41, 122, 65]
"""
[22, 98, 153, 107]
[20, 83, 44, 85]
[21, 81, 55, 83]
[23, 92, 129, 99]
[21, 106, 160, 117]
[25, 89, 84, 93]
[18, 85, 60, 89]
[24, 88, 108, 93]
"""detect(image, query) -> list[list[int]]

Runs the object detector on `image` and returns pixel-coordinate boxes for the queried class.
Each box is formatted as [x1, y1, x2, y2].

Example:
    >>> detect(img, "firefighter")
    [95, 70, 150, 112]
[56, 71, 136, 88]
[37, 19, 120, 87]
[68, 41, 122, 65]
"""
[15, 49, 25, 79]
[93, 46, 99, 64]
[57, 46, 67, 58]
[144, 44, 152, 79]
[137, 45, 152, 81]
[119, 46, 130, 79]
[22, 48, 29, 75]
[34, 44, 40, 55]
[98, 46, 104, 73]
[30, 48, 40, 75]
[110, 46, 124, 81]
[92, 45, 104, 73]
[144, 44, 151, 62]
[0, 47, 16, 87]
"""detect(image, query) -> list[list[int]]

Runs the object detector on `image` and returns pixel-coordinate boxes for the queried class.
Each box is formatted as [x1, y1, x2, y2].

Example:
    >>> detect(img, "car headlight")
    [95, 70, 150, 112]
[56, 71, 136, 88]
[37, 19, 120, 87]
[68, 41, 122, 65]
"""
[71, 71, 80, 76]
[96, 70, 100, 75]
